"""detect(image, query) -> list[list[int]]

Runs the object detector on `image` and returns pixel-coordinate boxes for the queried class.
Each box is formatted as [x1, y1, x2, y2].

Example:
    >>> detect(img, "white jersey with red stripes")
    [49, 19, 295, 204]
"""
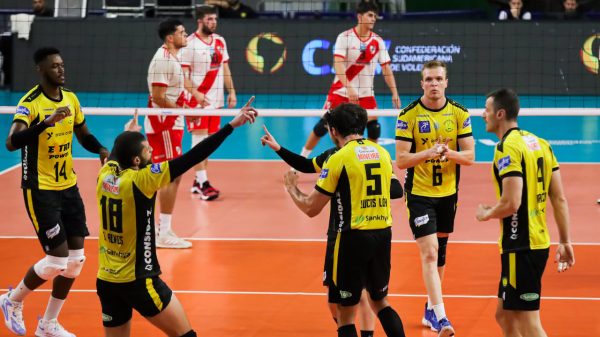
[180, 32, 230, 109]
[145, 45, 186, 134]
[329, 28, 391, 98]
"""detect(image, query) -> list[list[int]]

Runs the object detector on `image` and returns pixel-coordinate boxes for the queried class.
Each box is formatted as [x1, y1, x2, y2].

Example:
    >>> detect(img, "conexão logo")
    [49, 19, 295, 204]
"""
[246, 33, 287, 74]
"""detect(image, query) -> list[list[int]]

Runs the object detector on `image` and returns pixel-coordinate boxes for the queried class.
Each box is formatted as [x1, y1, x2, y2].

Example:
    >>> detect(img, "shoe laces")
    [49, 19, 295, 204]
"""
[43, 319, 71, 336]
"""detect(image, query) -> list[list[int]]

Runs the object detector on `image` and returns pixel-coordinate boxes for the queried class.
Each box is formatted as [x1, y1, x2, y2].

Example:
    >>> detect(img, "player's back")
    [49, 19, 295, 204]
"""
[318, 139, 393, 233]
[96, 161, 171, 283]
[493, 128, 556, 252]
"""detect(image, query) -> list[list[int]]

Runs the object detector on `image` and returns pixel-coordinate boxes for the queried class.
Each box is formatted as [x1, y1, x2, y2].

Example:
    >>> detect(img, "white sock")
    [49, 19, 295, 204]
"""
[427, 296, 432, 309]
[159, 213, 172, 234]
[432, 303, 447, 321]
[196, 170, 208, 185]
[43, 296, 65, 321]
[300, 147, 312, 158]
[9, 280, 32, 302]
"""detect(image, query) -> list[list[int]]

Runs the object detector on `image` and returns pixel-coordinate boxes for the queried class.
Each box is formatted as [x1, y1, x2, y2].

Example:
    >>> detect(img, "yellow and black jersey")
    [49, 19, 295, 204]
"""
[492, 128, 558, 253]
[316, 139, 393, 233]
[312, 148, 337, 173]
[13, 85, 85, 190]
[395, 98, 472, 197]
[96, 160, 172, 283]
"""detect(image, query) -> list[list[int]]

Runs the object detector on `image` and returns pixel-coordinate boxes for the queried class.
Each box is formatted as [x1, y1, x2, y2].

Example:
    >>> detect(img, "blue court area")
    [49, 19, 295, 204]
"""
[1, 92, 599, 172]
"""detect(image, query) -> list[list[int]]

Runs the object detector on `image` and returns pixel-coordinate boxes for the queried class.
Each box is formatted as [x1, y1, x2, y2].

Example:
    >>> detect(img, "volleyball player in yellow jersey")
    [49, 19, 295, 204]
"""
[284, 103, 406, 337]
[476, 88, 574, 337]
[0, 47, 108, 337]
[395, 60, 475, 336]
[95, 98, 256, 337]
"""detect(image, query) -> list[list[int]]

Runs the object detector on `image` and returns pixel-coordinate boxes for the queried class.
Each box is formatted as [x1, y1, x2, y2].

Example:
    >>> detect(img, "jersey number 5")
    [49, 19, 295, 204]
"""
[100, 196, 123, 233]
[365, 163, 382, 196]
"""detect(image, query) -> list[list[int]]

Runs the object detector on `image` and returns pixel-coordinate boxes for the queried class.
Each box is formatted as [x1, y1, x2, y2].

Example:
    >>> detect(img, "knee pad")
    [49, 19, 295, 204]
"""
[437, 237, 449, 267]
[313, 118, 328, 137]
[33, 255, 68, 280]
[366, 120, 381, 140]
[191, 133, 208, 147]
[61, 249, 86, 279]
[180, 330, 197, 337]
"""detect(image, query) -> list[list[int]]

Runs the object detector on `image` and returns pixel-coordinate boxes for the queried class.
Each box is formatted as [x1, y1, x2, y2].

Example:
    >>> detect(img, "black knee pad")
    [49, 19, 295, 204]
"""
[313, 118, 328, 137]
[437, 237, 448, 267]
[366, 120, 381, 140]
[180, 330, 197, 337]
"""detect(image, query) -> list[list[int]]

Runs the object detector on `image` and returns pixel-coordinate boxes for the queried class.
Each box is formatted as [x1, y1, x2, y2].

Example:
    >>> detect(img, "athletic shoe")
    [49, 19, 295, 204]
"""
[0, 290, 26, 336]
[199, 181, 219, 201]
[190, 180, 202, 194]
[156, 230, 192, 249]
[35, 318, 75, 337]
[437, 317, 455, 337]
[421, 302, 440, 332]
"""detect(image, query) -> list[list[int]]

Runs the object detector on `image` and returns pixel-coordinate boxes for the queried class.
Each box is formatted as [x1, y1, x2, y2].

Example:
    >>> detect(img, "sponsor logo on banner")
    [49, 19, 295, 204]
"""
[498, 156, 511, 172]
[355, 146, 380, 161]
[16, 106, 30, 116]
[581, 34, 600, 74]
[150, 163, 162, 174]
[246, 33, 287, 74]
[396, 120, 408, 130]
[418, 121, 431, 133]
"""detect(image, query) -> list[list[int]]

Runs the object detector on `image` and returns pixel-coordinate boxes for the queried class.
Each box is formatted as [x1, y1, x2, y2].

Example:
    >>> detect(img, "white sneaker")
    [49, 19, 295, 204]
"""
[156, 230, 192, 249]
[35, 318, 75, 337]
[0, 291, 26, 336]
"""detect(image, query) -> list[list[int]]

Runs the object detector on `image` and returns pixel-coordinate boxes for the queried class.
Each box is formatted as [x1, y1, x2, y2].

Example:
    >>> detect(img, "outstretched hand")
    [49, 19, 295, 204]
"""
[229, 96, 258, 128]
[125, 109, 142, 132]
[260, 125, 281, 151]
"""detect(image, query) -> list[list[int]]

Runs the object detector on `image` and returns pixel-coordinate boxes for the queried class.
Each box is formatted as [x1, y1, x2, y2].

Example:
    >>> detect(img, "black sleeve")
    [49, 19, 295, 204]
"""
[390, 178, 404, 199]
[168, 124, 234, 181]
[80, 134, 106, 154]
[275, 146, 317, 173]
[9, 120, 49, 149]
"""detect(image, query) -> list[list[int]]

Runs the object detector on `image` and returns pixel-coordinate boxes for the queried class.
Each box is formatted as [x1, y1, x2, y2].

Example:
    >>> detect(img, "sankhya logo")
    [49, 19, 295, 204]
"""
[246, 33, 287, 74]
[581, 34, 600, 74]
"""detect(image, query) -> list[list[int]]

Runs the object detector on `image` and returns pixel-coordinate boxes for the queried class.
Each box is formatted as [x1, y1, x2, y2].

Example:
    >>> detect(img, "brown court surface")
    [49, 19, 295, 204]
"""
[0, 160, 599, 337]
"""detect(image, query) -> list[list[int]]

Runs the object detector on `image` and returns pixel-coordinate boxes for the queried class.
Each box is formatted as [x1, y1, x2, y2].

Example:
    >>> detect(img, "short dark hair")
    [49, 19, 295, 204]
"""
[356, 1, 379, 15]
[111, 131, 147, 169]
[487, 88, 520, 121]
[158, 19, 183, 41]
[324, 103, 368, 138]
[196, 5, 218, 19]
[33, 47, 60, 65]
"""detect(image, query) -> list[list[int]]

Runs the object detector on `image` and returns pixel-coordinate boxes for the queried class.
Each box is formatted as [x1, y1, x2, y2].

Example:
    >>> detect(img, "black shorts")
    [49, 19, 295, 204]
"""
[23, 185, 89, 252]
[405, 192, 457, 239]
[327, 228, 392, 306]
[323, 235, 335, 287]
[498, 249, 549, 311]
[96, 276, 173, 327]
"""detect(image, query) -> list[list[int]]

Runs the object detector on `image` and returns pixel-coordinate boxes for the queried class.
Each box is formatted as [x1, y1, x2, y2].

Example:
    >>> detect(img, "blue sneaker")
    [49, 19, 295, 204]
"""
[0, 290, 26, 336]
[421, 303, 440, 332]
[437, 317, 455, 337]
